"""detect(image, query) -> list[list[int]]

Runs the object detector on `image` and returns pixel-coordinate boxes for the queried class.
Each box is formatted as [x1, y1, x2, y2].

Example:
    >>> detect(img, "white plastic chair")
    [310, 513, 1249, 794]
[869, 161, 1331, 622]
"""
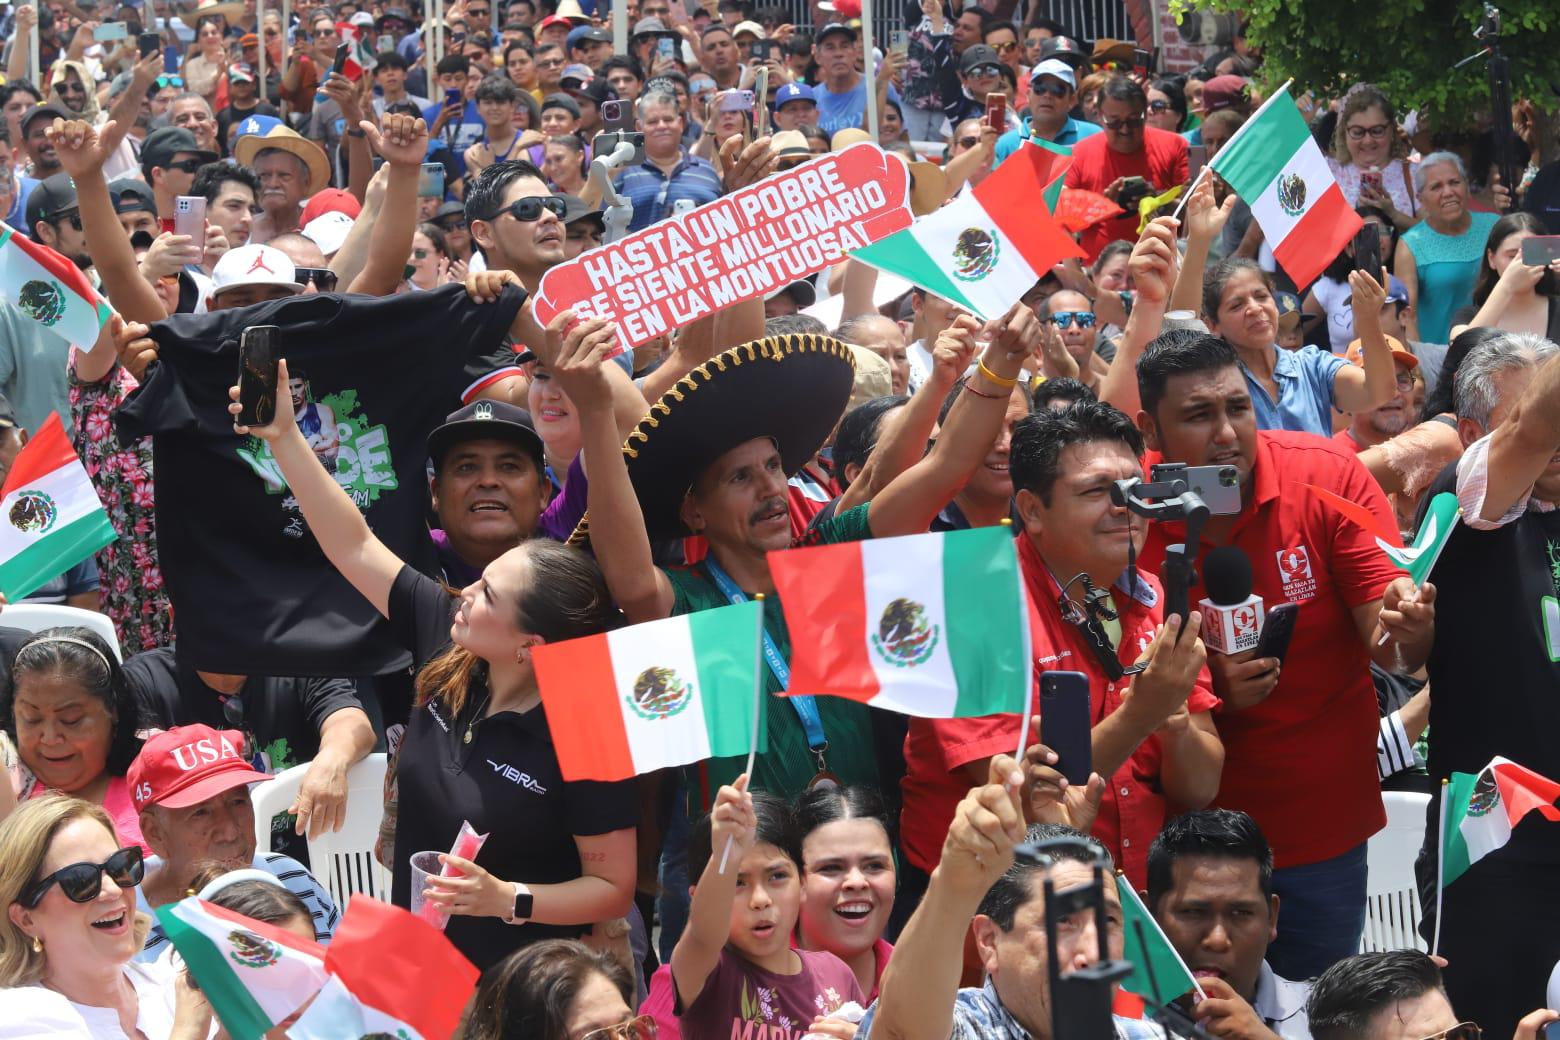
[252, 753, 392, 907]
[1361, 790, 1431, 952]
[0, 603, 122, 660]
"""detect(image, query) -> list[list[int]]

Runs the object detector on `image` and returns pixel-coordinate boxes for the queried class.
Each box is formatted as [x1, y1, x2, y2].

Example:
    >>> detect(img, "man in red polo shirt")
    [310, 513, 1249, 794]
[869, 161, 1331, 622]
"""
[1065, 75, 1189, 261]
[897, 400, 1223, 910]
[1131, 332, 1436, 981]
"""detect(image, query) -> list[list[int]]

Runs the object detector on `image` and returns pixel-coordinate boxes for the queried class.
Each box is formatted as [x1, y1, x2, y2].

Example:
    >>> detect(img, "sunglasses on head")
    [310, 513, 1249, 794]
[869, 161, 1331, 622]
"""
[1049, 310, 1096, 329]
[580, 1015, 659, 1040]
[294, 266, 338, 291]
[164, 157, 206, 173]
[493, 195, 566, 222]
[21, 846, 143, 909]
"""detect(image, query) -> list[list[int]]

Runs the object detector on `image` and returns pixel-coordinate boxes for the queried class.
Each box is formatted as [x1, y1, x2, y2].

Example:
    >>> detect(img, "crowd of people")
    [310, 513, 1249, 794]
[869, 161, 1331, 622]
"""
[0, 0, 1558, 1037]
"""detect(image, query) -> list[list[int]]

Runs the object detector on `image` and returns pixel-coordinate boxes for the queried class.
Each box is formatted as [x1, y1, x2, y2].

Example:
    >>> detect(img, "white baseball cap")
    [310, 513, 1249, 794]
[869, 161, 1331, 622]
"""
[1031, 58, 1077, 88]
[302, 211, 354, 258]
[210, 244, 306, 299]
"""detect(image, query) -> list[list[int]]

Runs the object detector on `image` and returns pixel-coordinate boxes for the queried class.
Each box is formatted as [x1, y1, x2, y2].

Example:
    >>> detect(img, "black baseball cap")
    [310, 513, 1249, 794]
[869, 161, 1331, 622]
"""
[427, 400, 546, 469]
[106, 177, 157, 216]
[141, 126, 218, 171]
[815, 21, 856, 43]
[1038, 35, 1089, 69]
[19, 102, 68, 136]
[541, 92, 581, 118]
[24, 172, 79, 237]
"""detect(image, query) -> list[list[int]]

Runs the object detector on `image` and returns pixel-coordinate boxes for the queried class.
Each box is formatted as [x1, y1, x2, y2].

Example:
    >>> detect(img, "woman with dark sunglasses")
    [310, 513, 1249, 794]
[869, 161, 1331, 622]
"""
[0, 796, 210, 1038]
[459, 938, 653, 1040]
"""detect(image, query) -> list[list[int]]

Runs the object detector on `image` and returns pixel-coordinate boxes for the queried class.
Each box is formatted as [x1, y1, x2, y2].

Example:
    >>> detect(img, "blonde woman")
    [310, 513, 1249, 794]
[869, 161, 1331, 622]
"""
[1326, 83, 1418, 232]
[0, 796, 207, 1038]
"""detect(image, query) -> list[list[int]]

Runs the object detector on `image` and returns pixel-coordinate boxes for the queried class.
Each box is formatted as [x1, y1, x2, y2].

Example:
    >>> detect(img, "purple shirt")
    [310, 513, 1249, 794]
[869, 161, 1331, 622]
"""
[677, 947, 863, 1039]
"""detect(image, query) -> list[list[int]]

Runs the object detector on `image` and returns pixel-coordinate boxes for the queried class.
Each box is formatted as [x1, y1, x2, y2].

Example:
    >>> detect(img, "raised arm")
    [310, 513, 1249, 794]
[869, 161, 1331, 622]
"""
[347, 113, 428, 295]
[671, 778, 753, 1009]
[1332, 267, 1398, 414]
[227, 359, 405, 617]
[1476, 346, 1560, 522]
[105, 50, 162, 139]
[1100, 217, 1180, 416]
[6, 5, 34, 83]
[1166, 176, 1232, 314]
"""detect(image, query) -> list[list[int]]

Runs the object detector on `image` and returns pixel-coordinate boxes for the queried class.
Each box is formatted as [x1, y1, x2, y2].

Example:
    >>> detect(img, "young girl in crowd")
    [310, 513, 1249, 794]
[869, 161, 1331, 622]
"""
[795, 785, 896, 1002]
[671, 778, 863, 1039]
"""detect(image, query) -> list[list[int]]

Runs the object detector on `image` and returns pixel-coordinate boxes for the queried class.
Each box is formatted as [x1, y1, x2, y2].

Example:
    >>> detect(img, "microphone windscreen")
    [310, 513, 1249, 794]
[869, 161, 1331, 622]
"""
[1203, 545, 1254, 605]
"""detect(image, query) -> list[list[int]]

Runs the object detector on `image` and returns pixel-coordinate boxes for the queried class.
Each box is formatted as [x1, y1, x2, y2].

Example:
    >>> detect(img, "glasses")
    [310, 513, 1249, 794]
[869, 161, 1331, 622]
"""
[1414, 1025, 1481, 1040]
[1049, 310, 1096, 329]
[580, 1015, 659, 1040]
[1346, 123, 1391, 141]
[164, 157, 206, 173]
[436, 219, 469, 231]
[21, 846, 144, 909]
[468, 6, 490, 14]
[294, 266, 338, 291]
[992, 40, 1018, 53]
[494, 195, 566, 222]
[51, 211, 84, 231]
[537, 58, 564, 69]
[1147, 99, 1170, 112]
[966, 63, 1000, 78]
[155, 75, 184, 89]
[57, 82, 86, 95]
[1393, 370, 1417, 391]
[1101, 115, 1145, 131]
[1031, 80, 1069, 98]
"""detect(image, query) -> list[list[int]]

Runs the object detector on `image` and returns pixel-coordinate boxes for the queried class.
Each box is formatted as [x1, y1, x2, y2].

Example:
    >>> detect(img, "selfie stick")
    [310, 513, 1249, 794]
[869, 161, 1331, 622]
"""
[588, 138, 640, 244]
[718, 595, 766, 875]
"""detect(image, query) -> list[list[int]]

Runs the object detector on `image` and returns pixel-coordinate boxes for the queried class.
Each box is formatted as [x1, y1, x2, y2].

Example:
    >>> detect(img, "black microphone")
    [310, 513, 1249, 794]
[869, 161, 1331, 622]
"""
[1198, 546, 1263, 654]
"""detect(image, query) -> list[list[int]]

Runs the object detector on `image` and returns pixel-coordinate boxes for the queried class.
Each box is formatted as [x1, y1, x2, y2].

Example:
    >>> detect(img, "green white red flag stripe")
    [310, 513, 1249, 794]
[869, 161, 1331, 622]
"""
[767, 527, 1030, 718]
[1116, 874, 1202, 1011]
[533, 600, 765, 781]
[0, 412, 116, 600]
[850, 140, 1083, 320]
[0, 221, 112, 348]
[1297, 483, 1454, 585]
[1207, 83, 1361, 290]
[154, 898, 328, 1040]
[1442, 757, 1560, 888]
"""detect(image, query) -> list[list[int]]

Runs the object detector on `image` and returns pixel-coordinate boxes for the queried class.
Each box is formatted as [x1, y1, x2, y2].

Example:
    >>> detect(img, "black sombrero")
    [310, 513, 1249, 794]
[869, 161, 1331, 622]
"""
[570, 334, 857, 546]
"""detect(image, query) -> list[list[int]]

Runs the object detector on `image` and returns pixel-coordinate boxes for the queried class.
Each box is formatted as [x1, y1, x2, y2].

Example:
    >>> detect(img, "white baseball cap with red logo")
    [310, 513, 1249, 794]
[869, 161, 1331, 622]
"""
[210, 243, 306, 300]
[127, 724, 274, 812]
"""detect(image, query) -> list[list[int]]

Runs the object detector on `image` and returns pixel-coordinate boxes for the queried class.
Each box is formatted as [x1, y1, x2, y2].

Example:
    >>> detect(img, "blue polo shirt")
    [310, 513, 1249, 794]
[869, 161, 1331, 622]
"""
[1241, 344, 1348, 436]
[992, 114, 1101, 167]
[617, 153, 724, 232]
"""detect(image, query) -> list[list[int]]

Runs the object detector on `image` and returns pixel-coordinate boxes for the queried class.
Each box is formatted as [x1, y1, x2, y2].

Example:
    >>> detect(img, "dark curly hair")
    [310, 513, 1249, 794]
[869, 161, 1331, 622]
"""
[459, 939, 633, 1040]
[4, 627, 145, 778]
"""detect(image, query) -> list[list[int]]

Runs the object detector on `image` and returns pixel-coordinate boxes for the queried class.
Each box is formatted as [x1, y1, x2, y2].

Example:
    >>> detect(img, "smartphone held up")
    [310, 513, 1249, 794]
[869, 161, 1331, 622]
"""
[237, 326, 281, 429]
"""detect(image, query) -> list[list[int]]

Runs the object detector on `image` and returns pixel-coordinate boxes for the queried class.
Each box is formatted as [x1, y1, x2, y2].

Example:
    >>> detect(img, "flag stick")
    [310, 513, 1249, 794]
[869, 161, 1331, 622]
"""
[1432, 776, 1448, 956]
[1119, 873, 1208, 1000]
[1003, 518, 1032, 769]
[1170, 78, 1297, 222]
[1169, 165, 1209, 222]
[720, 594, 767, 875]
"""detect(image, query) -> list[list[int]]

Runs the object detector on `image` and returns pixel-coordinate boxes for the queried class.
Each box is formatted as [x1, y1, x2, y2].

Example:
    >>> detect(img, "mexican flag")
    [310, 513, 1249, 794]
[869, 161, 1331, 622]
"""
[1298, 484, 1456, 585]
[155, 898, 329, 1040]
[1030, 136, 1073, 213]
[767, 527, 1030, 718]
[1115, 874, 1202, 1015]
[1442, 757, 1560, 887]
[850, 140, 1084, 320]
[0, 221, 112, 348]
[0, 412, 116, 600]
[290, 895, 478, 1040]
[337, 21, 378, 79]
[532, 600, 766, 781]
[1207, 82, 1361, 290]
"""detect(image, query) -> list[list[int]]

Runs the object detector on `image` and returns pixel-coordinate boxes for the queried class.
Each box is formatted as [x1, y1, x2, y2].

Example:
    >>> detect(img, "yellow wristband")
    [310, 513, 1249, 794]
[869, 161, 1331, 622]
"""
[977, 358, 1018, 389]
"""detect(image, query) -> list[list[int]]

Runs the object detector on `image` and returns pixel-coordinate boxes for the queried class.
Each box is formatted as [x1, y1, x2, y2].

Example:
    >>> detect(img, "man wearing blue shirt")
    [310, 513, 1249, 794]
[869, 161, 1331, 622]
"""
[616, 89, 723, 233]
[812, 22, 899, 137]
[993, 58, 1100, 168]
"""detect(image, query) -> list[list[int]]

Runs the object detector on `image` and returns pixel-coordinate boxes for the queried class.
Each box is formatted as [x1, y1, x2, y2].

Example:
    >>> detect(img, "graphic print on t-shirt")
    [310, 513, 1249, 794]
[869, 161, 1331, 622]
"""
[736, 977, 849, 1037]
[235, 382, 400, 529]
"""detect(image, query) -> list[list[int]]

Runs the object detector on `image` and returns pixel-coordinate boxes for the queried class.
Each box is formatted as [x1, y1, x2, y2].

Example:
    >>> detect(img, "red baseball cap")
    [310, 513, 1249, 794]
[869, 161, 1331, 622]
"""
[300, 187, 362, 227]
[128, 725, 272, 813]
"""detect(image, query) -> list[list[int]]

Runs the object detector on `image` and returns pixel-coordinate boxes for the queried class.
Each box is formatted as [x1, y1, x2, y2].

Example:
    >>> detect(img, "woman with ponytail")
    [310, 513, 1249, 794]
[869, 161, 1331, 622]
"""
[227, 340, 638, 972]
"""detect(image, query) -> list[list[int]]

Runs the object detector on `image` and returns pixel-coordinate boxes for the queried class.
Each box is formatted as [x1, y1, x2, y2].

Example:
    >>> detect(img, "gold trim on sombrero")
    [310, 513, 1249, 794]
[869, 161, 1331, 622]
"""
[567, 333, 856, 547]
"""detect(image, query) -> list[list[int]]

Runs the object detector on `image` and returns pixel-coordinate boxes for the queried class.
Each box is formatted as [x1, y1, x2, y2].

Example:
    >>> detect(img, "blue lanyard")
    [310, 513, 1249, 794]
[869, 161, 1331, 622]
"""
[700, 555, 829, 753]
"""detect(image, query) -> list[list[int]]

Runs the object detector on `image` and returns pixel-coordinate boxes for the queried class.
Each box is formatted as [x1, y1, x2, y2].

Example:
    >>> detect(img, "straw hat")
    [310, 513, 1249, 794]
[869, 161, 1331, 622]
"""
[233, 124, 331, 197]
[180, 0, 244, 28]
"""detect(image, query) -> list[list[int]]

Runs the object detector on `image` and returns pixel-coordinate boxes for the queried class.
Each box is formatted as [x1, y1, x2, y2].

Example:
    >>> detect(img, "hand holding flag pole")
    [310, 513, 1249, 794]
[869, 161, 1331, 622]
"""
[719, 594, 767, 875]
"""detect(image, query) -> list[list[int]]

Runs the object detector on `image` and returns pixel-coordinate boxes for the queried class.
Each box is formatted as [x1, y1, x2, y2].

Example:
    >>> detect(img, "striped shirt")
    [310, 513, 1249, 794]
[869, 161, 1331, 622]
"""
[617, 153, 724, 233]
[133, 851, 341, 962]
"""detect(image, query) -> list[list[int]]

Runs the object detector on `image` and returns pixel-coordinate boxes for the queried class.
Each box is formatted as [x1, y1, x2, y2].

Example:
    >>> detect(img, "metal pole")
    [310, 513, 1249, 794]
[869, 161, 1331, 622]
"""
[257, 0, 267, 103]
[425, 0, 438, 91]
[29, 10, 40, 86]
[613, 0, 627, 59]
[280, 0, 291, 121]
[861, 0, 877, 139]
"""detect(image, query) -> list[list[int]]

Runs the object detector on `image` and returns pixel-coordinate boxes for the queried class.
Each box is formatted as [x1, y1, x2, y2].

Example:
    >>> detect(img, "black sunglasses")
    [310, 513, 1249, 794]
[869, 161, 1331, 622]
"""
[494, 195, 566, 222]
[50, 211, 83, 231]
[21, 846, 144, 909]
[164, 157, 206, 173]
[436, 218, 469, 231]
[294, 266, 339, 291]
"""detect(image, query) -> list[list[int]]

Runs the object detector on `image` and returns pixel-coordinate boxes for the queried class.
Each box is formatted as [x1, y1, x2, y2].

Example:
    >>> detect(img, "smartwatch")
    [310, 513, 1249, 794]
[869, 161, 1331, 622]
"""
[507, 882, 533, 924]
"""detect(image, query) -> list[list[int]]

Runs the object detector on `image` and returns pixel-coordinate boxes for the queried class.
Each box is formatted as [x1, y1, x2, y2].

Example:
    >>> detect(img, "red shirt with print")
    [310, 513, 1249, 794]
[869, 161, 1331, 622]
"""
[898, 533, 1219, 888]
[1065, 126, 1190, 261]
[1138, 432, 1401, 868]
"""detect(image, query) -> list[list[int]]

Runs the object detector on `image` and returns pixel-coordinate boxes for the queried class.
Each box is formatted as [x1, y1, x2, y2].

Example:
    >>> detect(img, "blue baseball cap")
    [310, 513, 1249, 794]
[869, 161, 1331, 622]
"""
[232, 113, 283, 143]
[774, 82, 816, 109]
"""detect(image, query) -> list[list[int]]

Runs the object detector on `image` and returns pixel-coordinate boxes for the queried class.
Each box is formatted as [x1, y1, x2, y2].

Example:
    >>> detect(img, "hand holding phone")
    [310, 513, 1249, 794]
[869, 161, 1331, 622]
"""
[720, 89, 755, 112]
[173, 196, 206, 243]
[1353, 222, 1382, 276]
[331, 41, 349, 75]
[1040, 671, 1092, 786]
[890, 29, 910, 57]
[1254, 603, 1299, 664]
[1360, 167, 1384, 197]
[138, 31, 162, 59]
[1521, 236, 1560, 295]
[985, 92, 1007, 132]
[237, 326, 280, 429]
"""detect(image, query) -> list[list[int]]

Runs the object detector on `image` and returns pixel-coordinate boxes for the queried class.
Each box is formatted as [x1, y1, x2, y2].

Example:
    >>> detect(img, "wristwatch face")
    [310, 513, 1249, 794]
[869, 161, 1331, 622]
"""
[513, 888, 534, 921]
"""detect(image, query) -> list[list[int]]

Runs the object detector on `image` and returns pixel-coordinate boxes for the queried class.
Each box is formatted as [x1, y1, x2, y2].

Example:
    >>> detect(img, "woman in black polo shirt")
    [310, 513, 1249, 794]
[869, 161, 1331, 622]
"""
[229, 357, 637, 971]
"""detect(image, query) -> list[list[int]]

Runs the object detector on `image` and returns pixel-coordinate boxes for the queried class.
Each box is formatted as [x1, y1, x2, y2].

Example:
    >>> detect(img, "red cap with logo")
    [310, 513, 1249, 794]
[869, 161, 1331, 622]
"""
[127, 725, 273, 812]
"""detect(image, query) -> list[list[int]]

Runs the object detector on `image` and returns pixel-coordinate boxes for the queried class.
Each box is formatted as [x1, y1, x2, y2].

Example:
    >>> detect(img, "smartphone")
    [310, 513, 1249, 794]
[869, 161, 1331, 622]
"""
[1353, 222, 1382, 277]
[601, 97, 635, 133]
[1254, 602, 1299, 664]
[752, 66, 769, 136]
[1132, 47, 1154, 75]
[331, 41, 349, 76]
[889, 29, 910, 56]
[137, 31, 161, 58]
[720, 89, 755, 112]
[377, 33, 394, 52]
[592, 129, 647, 167]
[417, 162, 445, 198]
[1360, 167, 1384, 196]
[657, 36, 677, 60]
[237, 326, 280, 429]
[1150, 461, 1241, 515]
[174, 195, 205, 242]
[985, 92, 1007, 132]
[1521, 235, 1560, 295]
[1040, 671, 1092, 787]
[444, 87, 463, 110]
[750, 38, 773, 62]
[94, 20, 127, 41]
[1187, 143, 1207, 181]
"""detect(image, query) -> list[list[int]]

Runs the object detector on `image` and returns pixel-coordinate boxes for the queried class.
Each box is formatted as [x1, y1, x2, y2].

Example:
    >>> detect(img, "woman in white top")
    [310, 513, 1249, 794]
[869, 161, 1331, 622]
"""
[0, 796, 206, 1039]
[1327, 84, 1419, 234]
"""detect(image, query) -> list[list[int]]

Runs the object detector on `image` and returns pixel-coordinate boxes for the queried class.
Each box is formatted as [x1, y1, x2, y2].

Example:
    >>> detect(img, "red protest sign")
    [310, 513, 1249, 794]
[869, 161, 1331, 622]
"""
[533, 142, 915, 347]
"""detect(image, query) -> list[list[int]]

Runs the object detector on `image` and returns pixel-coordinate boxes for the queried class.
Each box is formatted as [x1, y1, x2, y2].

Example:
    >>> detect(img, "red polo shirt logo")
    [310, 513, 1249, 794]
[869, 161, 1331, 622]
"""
[1276, 546, 1312, 581]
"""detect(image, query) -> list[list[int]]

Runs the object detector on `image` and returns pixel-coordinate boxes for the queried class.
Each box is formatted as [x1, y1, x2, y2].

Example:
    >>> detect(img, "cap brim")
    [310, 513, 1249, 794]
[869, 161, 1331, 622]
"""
[153, 766, 273, 810]
[212, 279, 307, 297]
[427, 418, 546, 465]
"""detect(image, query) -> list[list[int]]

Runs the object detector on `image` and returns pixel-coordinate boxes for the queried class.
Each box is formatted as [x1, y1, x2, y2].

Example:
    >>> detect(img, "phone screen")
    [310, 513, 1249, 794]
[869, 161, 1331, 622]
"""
[95, 21, 128, 41]
[985, 92, 1007, 132]
[418, 163, 446, 198]
[890, 29, 910, 56]
[657, 36, 677, 60]
[138, 31, 161, 58]
[1187, 144, 1207, 182]
[237, 326, 280, 428]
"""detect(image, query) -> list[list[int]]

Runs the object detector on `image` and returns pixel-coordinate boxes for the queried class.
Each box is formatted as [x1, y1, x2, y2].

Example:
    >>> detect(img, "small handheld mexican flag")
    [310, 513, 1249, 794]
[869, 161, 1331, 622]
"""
[1115, 874, 1204, 1017]
[1299, 484, 1458, 585]
[0, 221, 112, 348]
[0, 412, 116, 600]
[767, 527, 1030, 721]
[850, 140, 1084, 320]
[532, 600, 766, 781]
[1207, 82, 1362, 290]
[336, 21, 379, 78]
[155, 898, 329, 1040]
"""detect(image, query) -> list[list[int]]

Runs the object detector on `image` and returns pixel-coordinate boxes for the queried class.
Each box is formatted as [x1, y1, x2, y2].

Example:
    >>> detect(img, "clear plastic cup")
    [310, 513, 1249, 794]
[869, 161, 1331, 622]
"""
[409, 850, 449, 929]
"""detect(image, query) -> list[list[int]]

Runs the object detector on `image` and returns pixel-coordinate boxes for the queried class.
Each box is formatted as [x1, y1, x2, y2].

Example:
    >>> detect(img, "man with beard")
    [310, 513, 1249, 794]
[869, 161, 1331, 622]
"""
[128, 725, 340, 963]
[1335, 338, 1420, 454]
[19, 104, 66, 179]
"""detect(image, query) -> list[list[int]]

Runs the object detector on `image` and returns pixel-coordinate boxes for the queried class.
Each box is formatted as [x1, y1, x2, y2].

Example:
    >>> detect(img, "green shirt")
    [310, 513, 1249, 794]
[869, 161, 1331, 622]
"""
[666, 503, 878, 807]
